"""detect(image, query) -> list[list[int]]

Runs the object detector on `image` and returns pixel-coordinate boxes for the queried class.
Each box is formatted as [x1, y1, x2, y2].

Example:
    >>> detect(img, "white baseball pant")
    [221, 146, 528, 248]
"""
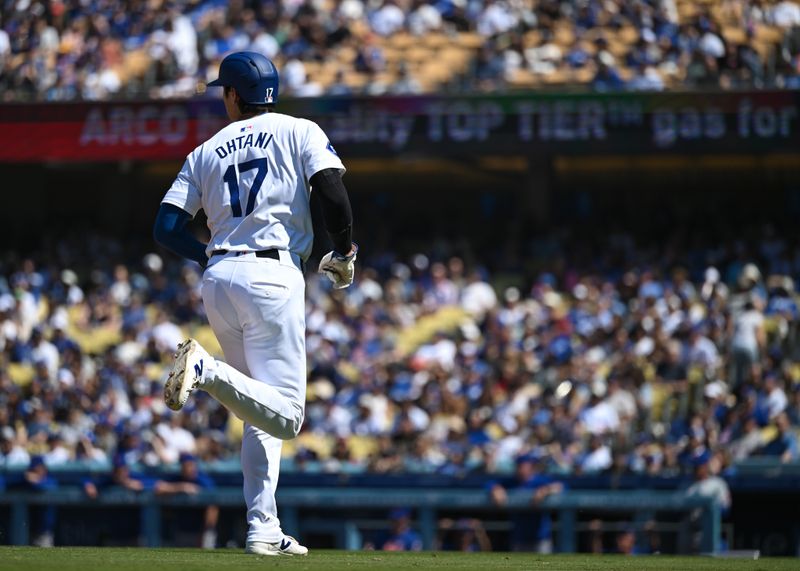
[198, 252, 306, 544]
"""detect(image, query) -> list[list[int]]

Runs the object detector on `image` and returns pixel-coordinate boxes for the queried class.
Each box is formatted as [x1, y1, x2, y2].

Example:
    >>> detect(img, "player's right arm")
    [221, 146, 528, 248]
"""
[153, 204, 208, 267]
[154, 151, 209, 267]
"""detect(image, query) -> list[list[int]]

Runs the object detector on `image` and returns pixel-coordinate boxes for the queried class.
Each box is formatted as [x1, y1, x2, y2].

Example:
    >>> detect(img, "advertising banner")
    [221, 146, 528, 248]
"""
[0, 91, 797, 162]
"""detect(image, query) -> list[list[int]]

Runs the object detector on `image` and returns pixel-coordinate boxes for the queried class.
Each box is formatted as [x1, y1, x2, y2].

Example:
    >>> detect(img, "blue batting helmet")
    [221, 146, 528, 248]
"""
[207, 51, 279, 105]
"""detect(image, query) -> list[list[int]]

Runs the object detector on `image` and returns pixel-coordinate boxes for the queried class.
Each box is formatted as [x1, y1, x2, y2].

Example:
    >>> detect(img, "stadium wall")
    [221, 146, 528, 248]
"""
[1, 466, 799, 554]
[2, 91, 800, 249]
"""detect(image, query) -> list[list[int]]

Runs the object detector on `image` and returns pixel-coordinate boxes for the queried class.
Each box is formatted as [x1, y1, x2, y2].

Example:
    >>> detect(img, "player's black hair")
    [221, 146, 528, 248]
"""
[224, 86, 275, 115]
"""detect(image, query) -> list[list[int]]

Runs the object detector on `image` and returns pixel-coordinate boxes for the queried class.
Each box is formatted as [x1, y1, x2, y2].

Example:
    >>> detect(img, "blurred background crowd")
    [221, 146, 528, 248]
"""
[2, 0, 800, 101]
[1, 225, 799, 481]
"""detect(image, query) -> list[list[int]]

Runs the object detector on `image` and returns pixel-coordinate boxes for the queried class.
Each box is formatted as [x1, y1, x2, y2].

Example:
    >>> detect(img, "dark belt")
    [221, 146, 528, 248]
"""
[211, 248, 279, 260]
[210, 248, 304, 272]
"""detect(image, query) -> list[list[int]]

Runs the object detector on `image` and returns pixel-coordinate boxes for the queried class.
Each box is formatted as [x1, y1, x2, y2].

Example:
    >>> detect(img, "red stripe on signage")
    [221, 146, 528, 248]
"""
[0, 121, 202, 162]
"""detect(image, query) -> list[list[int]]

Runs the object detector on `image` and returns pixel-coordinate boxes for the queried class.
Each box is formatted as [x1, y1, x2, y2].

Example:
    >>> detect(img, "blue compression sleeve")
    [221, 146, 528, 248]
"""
[153, 203, 208, 267]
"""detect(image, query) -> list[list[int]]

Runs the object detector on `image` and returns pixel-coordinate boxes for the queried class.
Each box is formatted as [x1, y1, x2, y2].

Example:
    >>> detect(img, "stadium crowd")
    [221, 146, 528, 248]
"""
[1, 226, 799, 485]
[1, 0, 800, 101]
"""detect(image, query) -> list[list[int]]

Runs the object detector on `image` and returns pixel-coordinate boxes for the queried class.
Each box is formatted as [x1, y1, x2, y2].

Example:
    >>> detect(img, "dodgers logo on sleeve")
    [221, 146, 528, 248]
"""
[326, 141, 338, 156]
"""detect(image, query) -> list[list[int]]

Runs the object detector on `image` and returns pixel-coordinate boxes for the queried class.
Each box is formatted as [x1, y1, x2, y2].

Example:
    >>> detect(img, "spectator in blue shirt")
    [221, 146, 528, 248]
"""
[50, 326, 79, 355]
[22, 455, 58, 547]
[489, 453, 564, 553]
[368, 508, 423, 551]
[592, 53, 625, 92]
[83, 454, 151, 498]
[82, 455, 156, 544]
[789, 385, 800, 425]
[759, 412, 799, 463]
[436, 517, 492, 552]
[155, 453, 218, 548]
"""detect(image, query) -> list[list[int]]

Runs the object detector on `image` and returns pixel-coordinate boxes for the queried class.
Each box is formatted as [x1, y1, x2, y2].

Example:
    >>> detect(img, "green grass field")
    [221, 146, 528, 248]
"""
[0, 548, 795, 571]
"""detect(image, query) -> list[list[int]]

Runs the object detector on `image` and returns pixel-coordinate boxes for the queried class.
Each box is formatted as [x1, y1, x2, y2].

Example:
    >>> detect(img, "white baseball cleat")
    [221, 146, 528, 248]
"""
[164, 338, 209, 411]
[245, 536, 308, 556]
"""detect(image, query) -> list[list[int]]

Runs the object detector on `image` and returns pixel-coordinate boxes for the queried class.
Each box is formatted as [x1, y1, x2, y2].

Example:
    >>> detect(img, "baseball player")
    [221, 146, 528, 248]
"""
[153, 51, 357, 556]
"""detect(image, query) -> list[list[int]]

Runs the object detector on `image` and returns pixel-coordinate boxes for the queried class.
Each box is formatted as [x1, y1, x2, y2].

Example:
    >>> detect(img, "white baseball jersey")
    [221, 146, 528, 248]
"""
[162, 112, 345, 261]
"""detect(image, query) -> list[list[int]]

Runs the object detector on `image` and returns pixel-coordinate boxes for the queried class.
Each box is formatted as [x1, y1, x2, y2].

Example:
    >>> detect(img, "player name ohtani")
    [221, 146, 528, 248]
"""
[214, 131, 273, 159]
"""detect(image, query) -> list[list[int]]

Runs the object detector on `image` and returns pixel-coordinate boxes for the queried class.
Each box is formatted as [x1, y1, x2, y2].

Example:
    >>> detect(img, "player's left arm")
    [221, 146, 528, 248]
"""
[153, 203, 208, 267]
[313, 168, 358, 289]
[312, 168, 354, 256]
[300, 120, 357, 288]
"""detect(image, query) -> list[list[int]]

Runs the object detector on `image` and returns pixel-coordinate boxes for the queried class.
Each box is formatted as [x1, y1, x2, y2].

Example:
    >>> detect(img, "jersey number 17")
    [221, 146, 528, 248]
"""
[223, 158, 268, 217]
